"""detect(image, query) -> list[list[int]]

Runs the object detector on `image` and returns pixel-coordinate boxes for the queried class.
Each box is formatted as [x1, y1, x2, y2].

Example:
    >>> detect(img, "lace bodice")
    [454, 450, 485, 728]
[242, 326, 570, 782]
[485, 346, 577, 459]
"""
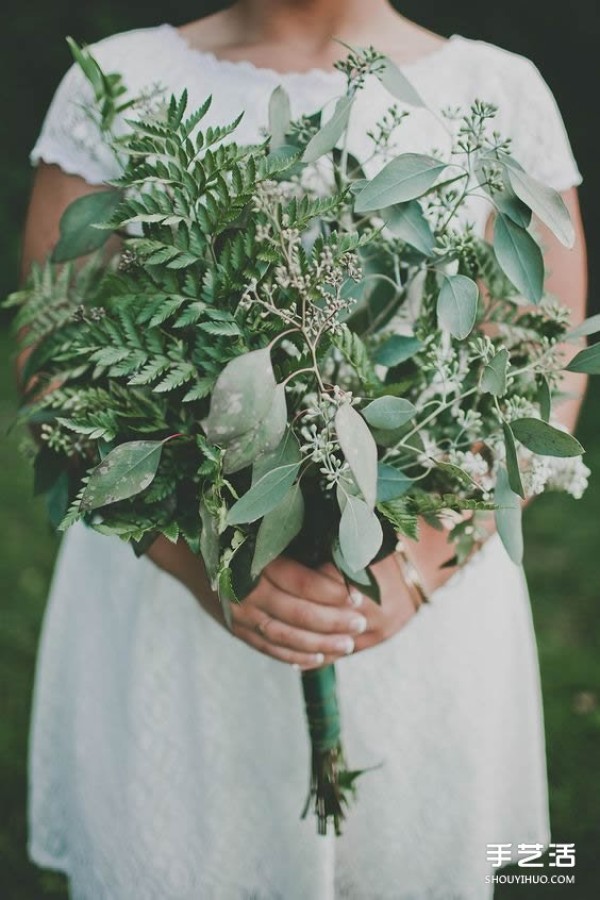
[30, 22, 582, 209]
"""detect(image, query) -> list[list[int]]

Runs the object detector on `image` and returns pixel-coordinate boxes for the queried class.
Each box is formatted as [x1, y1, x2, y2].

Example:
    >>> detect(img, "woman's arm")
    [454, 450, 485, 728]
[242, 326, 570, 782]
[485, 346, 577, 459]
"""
[404, 187, 589, 594]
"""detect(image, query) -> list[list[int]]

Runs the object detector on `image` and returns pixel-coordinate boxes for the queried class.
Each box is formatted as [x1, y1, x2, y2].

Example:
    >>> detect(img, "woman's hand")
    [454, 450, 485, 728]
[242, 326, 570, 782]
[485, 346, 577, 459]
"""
[231, 557, 369, 669]
[318, 552, 419, 656]
[233, 553, 419, 669]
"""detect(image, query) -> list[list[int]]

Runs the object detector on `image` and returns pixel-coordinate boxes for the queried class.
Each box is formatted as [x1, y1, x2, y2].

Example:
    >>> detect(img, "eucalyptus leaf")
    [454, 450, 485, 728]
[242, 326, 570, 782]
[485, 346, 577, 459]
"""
[251, 483, 304, 577]
[493, 213, 544, 303]
[384, 201, 435, 256]
[335, 402, 378, 508]
[252, 428, 302, 484]
[331, 541, 382, 605]
[565, 343, 600, 374]
[511, 417, 584, 457]
[362, 397, 416, 429]
[437, 275, 479, 339]
[378, 56, 426, 107]
[80, 440, 163, 511]
[204, 347, 276, 445]
[504, 161, 575, 248]
[502, 422, 525, 499]
[354, 154, 447, 213]
[376, 463, 413, 501]
[302, 96, 353, 163]
[268, 85, 291, 150]
[494, 466, 523, 566]
[566, 314, 600, 342]
[222, 384, 287, 474]
[338, 494, 383, 571]
[537, 376, 551, 422]
[374, 335, 423, 367]
[226, 462, 301, 525]
[480, 348, 509, 396]
[52, 190, 122, 262]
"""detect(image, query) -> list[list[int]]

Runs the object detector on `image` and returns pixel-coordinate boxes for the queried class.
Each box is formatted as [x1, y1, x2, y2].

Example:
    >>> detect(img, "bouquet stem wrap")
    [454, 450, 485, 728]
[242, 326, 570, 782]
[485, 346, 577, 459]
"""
[300, 663, 356, 836]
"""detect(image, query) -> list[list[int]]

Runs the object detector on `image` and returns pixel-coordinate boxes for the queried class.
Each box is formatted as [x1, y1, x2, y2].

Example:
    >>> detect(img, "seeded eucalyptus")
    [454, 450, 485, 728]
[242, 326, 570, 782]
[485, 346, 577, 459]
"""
[6, 39, 596, 835]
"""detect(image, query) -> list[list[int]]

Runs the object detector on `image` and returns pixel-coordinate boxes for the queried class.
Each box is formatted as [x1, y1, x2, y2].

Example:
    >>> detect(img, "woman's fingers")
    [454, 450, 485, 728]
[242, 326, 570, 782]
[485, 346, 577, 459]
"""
[232, 586, 365, 648]
[267, 590, 367, 637]
[264, 557, 359, 607]
[233, 622, 337, 670]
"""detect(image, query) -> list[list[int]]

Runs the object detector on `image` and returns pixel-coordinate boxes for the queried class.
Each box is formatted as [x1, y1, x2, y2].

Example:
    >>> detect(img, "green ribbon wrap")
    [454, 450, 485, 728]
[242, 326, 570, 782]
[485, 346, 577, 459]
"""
[301, 663, 341, 752]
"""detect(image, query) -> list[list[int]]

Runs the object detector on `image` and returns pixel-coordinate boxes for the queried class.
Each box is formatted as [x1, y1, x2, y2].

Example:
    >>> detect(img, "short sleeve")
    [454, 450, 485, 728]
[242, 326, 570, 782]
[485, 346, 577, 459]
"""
[511, 57, 583, 192]
[29, 59, 123, 185]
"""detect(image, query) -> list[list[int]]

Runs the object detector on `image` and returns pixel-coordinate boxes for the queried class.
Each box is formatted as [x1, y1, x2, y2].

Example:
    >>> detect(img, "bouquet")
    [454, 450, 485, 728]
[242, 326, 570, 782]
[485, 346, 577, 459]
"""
[8, 40, 598, 835]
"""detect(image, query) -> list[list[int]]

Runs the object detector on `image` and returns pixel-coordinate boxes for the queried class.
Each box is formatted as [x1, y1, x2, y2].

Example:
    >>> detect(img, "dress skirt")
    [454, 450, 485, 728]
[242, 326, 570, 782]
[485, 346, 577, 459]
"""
[28, 523, 550, 899]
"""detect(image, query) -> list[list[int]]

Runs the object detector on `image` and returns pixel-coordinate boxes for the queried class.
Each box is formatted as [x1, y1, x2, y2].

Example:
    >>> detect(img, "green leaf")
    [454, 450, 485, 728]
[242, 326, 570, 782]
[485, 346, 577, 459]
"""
[384, 201, 435, 256]
[80, 440, 163, 511]
[511, 417, 584, 457]
[222, 384, 287, 474]
[376, 463, 413, 502]
[494, 466, 523, 565]
[378, 56, 426, 107]
[361, 397, 416, 429]
[331, 541, 381, 605]
[268, 85, 291, 150]
[493, 213, 544, 303]
[338, 495, 383, 571]
[204, 347, 276, 445]
[566, 314, 600, 342]
[251, 483, 304, 578]
[376, 498, 418, 539]
[480, 348, 509, 396]
[302, 96, 353, 163]
[374, 335, 423, 366]
[537, 376, 551, 422]
[252, 428, 302, 484]
[335, 402, 378, 508]
[487, 176, 532, 229]
[52, 190, 122, 262]
[502, 422, 525, 499]
[354, 154, 447, 213]
[217, 567, 235, 630]
[226, 462, 301, 525]
[504, 161, 575, 248]
[199, 500, 220, 589]
[437, 275, 479, 339]
[565, 343, 600, 374]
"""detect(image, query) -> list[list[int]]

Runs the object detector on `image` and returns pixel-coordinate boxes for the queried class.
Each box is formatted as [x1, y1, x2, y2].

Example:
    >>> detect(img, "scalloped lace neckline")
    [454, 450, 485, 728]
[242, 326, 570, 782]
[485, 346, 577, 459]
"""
[161, 23, 463, 84]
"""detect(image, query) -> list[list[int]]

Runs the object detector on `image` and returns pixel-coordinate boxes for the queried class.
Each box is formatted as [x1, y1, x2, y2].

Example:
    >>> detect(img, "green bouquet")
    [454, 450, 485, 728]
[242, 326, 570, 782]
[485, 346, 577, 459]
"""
[7, 39, 597, 835]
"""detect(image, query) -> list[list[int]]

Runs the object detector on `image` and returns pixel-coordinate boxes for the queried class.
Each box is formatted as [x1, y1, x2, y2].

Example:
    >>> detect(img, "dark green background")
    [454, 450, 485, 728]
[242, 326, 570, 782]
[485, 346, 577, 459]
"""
[1, 3, 598, 898]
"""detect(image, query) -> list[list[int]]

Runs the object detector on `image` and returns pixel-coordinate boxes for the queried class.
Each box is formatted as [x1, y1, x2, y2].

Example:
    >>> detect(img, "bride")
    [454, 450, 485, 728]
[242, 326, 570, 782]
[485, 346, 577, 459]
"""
[21, 1, 587, 897]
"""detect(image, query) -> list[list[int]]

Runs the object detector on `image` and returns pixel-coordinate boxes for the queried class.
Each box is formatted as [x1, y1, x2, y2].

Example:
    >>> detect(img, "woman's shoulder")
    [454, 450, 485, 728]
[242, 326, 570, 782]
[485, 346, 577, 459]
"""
[445, 33, 550, 92]
[82, 23, 178, 85]
[442, 34, 582, 191]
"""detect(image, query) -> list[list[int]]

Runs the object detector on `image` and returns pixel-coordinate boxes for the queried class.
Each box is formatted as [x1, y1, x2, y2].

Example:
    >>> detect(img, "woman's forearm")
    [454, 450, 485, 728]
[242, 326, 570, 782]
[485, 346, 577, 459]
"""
[145, 536, 226, 627]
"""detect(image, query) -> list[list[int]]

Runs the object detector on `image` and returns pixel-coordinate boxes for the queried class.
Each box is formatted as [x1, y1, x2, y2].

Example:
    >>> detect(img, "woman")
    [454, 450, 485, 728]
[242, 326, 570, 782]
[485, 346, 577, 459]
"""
[22, 1, 587, 897]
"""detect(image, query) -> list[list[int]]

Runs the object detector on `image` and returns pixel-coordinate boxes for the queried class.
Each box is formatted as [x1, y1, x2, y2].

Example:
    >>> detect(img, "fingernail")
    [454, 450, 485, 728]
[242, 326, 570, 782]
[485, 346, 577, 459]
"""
[291, 663, 301, 672]
[349, 589, 364, 608]
[349, 615, 368, 634]
[335, 637, 354, 655]
[313, 652, 325, 665]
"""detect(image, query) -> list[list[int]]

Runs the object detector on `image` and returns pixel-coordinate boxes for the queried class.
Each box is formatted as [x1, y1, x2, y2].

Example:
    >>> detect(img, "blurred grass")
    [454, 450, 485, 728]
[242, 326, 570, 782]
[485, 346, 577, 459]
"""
[1, 323, 599, 897]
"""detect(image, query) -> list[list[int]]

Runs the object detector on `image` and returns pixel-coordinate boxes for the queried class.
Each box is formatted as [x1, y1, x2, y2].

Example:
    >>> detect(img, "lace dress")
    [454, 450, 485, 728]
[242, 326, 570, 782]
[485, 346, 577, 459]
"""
[27, 24, 583, 900]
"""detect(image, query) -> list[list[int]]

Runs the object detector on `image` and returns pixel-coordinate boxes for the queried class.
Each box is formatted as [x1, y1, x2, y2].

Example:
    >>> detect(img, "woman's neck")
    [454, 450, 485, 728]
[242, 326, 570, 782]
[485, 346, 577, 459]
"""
[180, 2, 444, 71]
[225, 0, 398, 52]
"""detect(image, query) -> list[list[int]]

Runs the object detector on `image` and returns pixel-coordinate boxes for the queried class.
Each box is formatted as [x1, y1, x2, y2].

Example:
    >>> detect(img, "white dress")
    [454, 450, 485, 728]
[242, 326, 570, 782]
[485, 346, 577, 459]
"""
[28, 24, 583, 900]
